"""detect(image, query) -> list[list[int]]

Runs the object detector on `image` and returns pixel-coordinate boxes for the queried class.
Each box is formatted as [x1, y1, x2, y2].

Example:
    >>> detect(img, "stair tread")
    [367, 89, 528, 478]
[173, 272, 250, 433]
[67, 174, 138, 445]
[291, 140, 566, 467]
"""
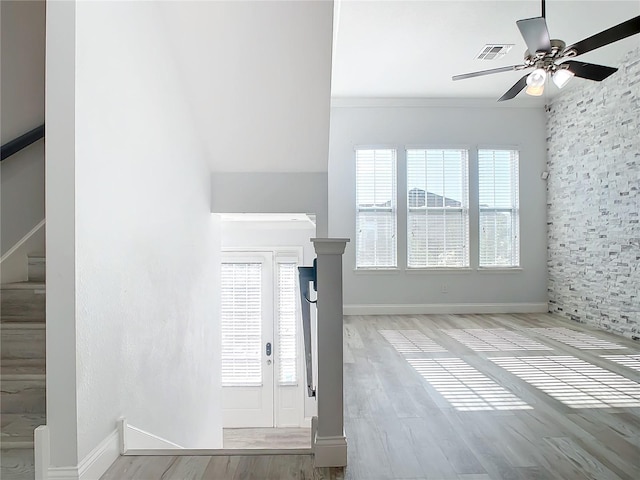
[0, 317, 46, 324]
[1, 361, 46, 376]
[1, 374, 46, 381]
[1, 322, 46, 329]
[0, 282, 45, 290]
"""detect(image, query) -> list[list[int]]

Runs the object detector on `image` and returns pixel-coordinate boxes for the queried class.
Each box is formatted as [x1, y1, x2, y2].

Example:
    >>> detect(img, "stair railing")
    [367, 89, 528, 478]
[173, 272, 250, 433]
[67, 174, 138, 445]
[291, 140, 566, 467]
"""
[298, 259, 317, 398]
[1, 124, 45, 162]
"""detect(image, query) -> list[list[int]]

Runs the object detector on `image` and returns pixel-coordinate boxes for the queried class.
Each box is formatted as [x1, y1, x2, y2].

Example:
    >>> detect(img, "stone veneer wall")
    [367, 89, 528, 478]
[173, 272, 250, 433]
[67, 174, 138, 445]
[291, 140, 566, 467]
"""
[546, 46, 639, 340]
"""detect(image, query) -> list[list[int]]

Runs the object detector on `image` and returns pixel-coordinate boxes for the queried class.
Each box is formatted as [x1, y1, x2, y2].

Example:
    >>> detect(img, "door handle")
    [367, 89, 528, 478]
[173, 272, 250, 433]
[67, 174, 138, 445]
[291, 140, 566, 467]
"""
[266, 342, 272, 357]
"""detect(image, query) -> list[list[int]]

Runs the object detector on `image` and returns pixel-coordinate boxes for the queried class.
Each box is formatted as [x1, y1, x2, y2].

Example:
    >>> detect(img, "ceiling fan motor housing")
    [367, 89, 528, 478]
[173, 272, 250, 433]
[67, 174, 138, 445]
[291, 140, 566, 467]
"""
[524, 39, 575, 73]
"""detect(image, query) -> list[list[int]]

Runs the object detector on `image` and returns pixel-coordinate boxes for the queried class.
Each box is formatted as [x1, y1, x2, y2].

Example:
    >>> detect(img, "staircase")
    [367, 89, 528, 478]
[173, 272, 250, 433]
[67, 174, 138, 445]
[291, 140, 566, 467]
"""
[1, 254, 46, 480]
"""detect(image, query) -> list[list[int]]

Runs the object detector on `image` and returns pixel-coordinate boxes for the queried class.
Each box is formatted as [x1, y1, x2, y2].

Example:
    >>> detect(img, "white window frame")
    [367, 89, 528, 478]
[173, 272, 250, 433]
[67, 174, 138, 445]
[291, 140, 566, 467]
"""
[478, 148, 520, 268]
[406, 148, 470, 269]
[355, 148, 398, 270]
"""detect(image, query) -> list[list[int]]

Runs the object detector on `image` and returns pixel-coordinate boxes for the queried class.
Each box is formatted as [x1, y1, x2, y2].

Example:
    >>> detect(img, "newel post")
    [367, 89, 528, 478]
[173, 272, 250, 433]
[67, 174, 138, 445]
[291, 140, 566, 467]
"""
[311, 238, 349, 467]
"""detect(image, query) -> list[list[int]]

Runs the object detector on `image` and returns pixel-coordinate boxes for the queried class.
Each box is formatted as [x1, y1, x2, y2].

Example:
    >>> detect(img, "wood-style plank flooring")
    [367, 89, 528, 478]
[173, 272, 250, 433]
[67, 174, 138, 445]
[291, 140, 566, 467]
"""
[103, 313, 640, 480]
[223, 428, 311, 449]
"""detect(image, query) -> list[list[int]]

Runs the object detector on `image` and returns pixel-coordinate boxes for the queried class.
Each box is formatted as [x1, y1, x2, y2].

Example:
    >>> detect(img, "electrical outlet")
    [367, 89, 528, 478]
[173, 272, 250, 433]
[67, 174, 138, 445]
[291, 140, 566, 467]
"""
[441, 284, 448, 293]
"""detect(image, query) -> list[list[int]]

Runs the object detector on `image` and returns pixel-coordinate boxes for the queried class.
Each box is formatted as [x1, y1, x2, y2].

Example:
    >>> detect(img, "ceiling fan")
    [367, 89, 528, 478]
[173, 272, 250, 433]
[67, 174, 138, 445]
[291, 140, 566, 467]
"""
[452, 0, 640, 101]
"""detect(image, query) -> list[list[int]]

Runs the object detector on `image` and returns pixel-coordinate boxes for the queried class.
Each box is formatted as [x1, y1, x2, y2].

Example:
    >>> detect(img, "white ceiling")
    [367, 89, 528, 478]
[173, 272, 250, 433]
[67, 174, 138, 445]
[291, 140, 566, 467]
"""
[331, 0, 640, 102]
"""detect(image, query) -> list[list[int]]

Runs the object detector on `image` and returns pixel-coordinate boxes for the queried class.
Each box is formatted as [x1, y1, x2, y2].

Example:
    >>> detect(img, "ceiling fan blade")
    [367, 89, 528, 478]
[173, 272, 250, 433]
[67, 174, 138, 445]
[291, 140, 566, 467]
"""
[498, 74, 529, 102]
[562, 60, 618, 81]
[452, 65, 523, 81]
[517, 17, 551, 53]
[566, 16, 640, 56]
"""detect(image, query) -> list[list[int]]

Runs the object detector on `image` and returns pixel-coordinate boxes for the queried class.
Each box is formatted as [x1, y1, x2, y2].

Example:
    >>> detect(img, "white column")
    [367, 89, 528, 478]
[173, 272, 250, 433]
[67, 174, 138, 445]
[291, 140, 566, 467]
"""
[311, 238, 349, 467]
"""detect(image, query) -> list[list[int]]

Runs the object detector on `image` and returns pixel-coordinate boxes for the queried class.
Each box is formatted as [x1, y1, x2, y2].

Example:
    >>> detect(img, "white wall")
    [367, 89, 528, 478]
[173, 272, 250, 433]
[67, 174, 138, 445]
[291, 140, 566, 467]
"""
[0, 0, 45, 256]
[328, 101, 548, 310]
[46, 0, 222, 467]
[159, 0, 334, 174]
[157, 1, 334, 236]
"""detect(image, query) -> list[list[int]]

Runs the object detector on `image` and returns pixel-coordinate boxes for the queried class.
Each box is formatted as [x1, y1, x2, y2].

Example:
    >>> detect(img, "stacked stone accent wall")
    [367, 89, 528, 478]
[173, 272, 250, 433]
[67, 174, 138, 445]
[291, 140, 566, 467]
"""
[546, 47, 639, 340]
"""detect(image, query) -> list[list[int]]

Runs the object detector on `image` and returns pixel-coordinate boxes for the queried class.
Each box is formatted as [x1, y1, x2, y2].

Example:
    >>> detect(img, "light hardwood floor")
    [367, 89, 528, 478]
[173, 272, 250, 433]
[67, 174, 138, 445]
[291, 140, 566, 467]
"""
[103, 313, 640, 480]
[223, 428, 311, 449]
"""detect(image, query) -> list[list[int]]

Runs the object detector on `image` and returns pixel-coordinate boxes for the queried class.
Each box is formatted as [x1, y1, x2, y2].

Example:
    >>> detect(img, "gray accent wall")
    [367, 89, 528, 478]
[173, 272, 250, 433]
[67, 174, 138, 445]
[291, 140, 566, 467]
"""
[547, 47, 640, 340]
[328, 103, 548, 308]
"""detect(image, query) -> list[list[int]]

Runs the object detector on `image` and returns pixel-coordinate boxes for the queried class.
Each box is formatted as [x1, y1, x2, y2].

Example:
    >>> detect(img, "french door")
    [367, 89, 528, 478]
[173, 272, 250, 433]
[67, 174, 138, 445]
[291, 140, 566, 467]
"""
[221, 251, 302, 428]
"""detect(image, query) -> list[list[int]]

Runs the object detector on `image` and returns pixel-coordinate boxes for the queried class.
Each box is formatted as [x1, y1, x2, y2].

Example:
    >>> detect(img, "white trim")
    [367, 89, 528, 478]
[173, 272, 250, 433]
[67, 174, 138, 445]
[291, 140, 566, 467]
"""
[343, 303, 549, 316]
[77, 430, 119, 480]
[118, 419, 126, 455]
[42, 429, 119, 480]
[330, 97, 544, 109]
[405, 268, 473, 275]
[47, 467, 79, 480]
[0, 219, 45, 262]
[0, 219, 45, 284]
[35, 425, 50, 480]
[313, 434, 347, 467]
[125, 423, 183, 450]
[353, 267, 400, 275]
[476, 267, 523, 274]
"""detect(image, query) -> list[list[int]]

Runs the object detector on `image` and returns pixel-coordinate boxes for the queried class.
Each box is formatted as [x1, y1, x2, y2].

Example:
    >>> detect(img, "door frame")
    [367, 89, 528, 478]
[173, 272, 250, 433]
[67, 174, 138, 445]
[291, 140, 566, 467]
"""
[221, 246, 306, 428]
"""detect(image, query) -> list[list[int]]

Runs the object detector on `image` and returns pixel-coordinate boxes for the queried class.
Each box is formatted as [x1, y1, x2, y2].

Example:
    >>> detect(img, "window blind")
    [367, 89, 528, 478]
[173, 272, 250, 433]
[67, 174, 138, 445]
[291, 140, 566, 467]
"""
[478, 149, 520, 267]
[277, 262, 297, 385]
[356, 149, 397, 268]
[221, 262, 262, 386]
[407, 149, 469, 267]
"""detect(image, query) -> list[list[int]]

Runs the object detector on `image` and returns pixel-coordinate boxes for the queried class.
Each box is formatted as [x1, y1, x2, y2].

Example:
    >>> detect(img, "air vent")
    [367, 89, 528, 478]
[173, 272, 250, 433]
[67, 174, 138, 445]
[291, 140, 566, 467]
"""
[476, 44, 513, 60]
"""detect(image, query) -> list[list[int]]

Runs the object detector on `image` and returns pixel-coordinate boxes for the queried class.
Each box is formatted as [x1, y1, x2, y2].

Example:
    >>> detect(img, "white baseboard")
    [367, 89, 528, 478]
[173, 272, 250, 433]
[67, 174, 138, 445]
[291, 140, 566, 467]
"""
[124, 422, 183, 450]
[343, 302, 549, 316]
[0, 219, 45, 284]
[36, 426, 119, 480]
[77, 430, 119, 480]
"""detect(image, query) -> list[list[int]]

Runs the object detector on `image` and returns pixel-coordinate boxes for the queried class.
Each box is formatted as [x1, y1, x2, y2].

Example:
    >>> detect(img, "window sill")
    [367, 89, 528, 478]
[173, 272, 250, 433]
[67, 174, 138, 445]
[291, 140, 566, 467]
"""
[406, 267, 473, 274]
[353, 268, 401, 275]
[477, 267, 523, 273]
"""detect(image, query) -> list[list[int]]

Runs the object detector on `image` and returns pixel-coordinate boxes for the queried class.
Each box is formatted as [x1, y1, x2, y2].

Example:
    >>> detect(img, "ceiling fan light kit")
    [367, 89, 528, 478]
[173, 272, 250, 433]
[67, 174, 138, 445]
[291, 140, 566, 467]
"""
[525, 84, 545, 96]
[452, 0, 640, 101]
[552, 68, 574, 89]
[527, 68, 547, 87]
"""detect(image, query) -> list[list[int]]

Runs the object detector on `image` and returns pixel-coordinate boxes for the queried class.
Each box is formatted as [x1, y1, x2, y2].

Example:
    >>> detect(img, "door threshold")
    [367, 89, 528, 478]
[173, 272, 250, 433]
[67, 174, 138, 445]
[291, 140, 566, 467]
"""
[223, 427, 312, 450]
[124, 447, 313, 456]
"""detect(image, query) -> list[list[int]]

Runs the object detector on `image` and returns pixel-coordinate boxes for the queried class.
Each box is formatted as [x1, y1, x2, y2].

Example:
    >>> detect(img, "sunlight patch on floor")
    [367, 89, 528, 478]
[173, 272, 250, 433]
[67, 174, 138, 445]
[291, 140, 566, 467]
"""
[379, 329, 447, 354]
[408, 357, 532, 411]
[528, 328, 626, 350]
[601, 354, 640, 372]
[443, 328, 552, 351]
[491, 356, 640, 408]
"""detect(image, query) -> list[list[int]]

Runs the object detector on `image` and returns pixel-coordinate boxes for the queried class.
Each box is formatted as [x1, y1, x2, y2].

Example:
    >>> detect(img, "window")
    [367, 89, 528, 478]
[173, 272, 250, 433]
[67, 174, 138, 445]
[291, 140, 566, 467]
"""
[356, 149, 397, 268]
[407, 149, 469, 268]
[276, 261, 297, 384]
[478, 149, 519, 267]
[221, 262, 262, 385]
